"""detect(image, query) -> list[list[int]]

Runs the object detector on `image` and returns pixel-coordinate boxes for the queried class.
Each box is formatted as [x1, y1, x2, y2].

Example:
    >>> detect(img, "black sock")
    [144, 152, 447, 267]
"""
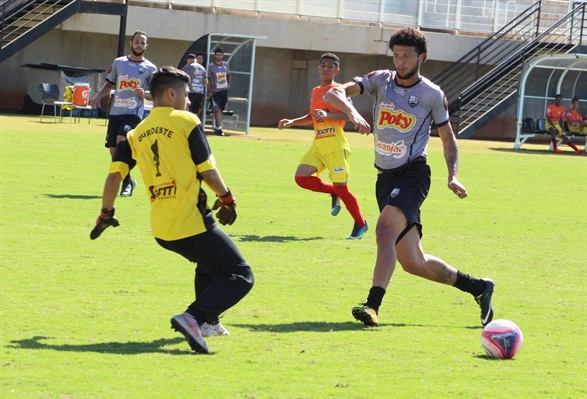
[366, 286, 386, 312]
[453, 271, 486, 297]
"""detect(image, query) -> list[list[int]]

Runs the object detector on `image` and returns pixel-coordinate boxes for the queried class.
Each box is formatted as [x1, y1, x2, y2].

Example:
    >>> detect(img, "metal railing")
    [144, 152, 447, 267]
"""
[432, 1, 544, 109]
[454, 2, 586, 135]
[0, 0, 79, 62]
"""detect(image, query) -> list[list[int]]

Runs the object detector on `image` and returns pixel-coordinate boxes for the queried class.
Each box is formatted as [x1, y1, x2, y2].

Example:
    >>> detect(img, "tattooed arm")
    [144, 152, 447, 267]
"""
[437, 124, 467, 199]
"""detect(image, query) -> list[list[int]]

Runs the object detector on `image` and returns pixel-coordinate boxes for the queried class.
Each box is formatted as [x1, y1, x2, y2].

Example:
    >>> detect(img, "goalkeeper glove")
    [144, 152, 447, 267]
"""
[212, 189, 237, 225]
[90, 207, 120, 240]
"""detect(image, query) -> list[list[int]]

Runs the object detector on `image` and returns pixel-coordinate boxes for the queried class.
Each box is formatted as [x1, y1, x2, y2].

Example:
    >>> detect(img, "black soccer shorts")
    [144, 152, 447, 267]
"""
[375, 158, 431, 241]
[105, 114, 141, 148]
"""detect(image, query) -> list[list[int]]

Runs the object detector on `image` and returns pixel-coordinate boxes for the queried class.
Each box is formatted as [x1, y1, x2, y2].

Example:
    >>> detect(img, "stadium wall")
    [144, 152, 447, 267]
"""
[1, 5, 516, 136]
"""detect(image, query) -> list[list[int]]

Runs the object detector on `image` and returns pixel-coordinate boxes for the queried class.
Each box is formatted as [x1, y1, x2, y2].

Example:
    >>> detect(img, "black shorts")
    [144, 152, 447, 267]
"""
[212, 90, 228, 111]
[105, 114, 141, 148]
[375, 158, 431, 239]
[188, 93, 204, 113]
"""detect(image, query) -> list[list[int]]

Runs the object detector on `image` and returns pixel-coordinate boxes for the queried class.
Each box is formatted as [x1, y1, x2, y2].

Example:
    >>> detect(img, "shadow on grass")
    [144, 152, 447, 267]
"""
[473, 353, 516, 361]
[234, 235, 323, 242]
[231, 321, 437, 332]
[44, 194, 102, 200]
[8, 336, 195, 355]
[488, 147, 584, 156]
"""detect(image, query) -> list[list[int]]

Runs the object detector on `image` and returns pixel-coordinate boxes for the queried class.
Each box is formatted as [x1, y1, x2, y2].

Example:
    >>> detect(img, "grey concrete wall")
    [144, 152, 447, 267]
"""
[1, 4, 490, 130]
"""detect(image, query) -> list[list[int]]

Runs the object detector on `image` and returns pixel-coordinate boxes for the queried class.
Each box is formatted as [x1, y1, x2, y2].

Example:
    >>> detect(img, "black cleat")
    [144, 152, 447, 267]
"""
[120, 177, 136, 197]
[170, 313, 209, 354]
[475, 278, 495, 326]
[352, 305, 379, 327]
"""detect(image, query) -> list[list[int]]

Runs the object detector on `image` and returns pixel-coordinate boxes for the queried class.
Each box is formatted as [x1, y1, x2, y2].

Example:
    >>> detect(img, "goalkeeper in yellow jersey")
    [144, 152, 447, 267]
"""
[90, 66, 254, 354]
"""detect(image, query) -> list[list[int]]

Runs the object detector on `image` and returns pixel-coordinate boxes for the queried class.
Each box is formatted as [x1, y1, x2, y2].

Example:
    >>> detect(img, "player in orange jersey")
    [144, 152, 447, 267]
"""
[565, 98, 587, 134]
[278, 53, 368, 239]
[546, 94, 581, 154]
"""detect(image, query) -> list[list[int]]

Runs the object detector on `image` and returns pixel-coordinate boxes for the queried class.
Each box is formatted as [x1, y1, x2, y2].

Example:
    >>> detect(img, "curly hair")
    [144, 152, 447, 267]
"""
[389, 27, 428, 61]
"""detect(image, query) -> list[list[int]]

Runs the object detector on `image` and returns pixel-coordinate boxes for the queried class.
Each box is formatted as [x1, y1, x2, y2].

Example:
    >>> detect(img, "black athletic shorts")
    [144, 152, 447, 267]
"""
[105, 114, 141, 148]
[375, 157, 431, 239]
[212, 90, 228, 111]
[188, 93, 204, 114]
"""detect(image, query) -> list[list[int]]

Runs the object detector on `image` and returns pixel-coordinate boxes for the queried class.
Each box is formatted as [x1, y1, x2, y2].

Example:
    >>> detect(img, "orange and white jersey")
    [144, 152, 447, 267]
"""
[309, 83, 350, 155]
[546, 103, 565, 124]
[565, 108, 583, 126]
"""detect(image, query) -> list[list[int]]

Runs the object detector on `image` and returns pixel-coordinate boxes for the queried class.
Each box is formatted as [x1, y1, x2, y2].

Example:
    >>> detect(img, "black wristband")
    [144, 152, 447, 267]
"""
[219, 189, 232, 198]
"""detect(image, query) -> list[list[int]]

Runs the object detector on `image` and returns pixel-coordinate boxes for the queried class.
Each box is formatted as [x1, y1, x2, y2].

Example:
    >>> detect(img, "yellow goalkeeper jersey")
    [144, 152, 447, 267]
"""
[109, 107, 216, 240]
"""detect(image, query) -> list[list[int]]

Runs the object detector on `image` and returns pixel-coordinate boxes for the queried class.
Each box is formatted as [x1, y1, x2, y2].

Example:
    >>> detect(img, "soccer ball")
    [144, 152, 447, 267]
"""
[481, 319, 523, 359]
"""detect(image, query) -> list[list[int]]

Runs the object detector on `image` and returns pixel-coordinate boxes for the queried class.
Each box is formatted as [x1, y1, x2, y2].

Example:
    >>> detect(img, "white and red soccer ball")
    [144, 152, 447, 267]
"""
[481, 319, 523, 359]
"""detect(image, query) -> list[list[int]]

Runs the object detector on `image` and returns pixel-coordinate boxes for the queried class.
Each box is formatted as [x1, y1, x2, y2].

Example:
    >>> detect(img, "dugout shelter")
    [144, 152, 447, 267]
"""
[179, 33, 266, 135]
[515, 53, 587, 149]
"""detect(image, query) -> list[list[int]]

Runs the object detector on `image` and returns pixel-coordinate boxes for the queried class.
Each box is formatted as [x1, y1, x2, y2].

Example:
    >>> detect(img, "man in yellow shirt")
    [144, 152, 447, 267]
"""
[90, 66, 254, 354]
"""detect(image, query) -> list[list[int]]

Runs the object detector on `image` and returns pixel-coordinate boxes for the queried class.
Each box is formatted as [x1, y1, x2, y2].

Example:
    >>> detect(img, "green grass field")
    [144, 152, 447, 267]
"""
[1, 114, 586, 398]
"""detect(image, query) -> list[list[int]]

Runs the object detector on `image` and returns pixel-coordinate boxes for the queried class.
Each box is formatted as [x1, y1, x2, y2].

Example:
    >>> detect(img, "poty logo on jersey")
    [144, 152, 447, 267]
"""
[118, 75, 141, 91]
[374, 134, 407, 159]
[377, 102, 415, 132]
[149, 180, 177, 202]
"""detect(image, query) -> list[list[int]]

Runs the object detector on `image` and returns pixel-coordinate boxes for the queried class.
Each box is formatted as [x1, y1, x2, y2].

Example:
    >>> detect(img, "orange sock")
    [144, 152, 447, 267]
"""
[333, 184, 365, 226]
[295, 176, 335, 195]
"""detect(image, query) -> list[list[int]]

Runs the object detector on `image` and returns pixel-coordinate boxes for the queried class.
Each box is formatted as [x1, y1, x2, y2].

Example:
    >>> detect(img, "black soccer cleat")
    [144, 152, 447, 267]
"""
[170, 313, 209, 354]
[475, 278, 495, 327]
[120, 177, 137, 197]
[352, 305, 379, 327]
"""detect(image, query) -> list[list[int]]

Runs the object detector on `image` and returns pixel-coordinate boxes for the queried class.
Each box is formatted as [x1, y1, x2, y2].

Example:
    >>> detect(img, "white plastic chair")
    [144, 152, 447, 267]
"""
[40, 83, 73, 123]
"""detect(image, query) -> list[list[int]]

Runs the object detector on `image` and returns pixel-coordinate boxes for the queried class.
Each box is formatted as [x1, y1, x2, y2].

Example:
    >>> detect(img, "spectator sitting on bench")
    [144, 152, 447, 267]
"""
[565, 97, 587, 136]
[546, 94, 581, 155]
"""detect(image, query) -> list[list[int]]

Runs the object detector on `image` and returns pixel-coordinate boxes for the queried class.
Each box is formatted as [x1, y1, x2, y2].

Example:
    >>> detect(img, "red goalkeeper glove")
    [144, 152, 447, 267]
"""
[90, 207, 120, 240]
[212, 189, 237, 225]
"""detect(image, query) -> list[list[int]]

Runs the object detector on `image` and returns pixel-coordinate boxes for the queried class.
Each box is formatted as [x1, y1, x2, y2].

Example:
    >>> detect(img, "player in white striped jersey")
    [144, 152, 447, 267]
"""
[90, 30, 157, 197]
[326, 27, 494, 328]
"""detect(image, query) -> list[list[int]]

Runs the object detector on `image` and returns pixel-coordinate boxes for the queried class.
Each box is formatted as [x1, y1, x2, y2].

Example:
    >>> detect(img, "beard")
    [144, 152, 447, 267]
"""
[131, 48, 145, 57]
[396, 66, 418, 80]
